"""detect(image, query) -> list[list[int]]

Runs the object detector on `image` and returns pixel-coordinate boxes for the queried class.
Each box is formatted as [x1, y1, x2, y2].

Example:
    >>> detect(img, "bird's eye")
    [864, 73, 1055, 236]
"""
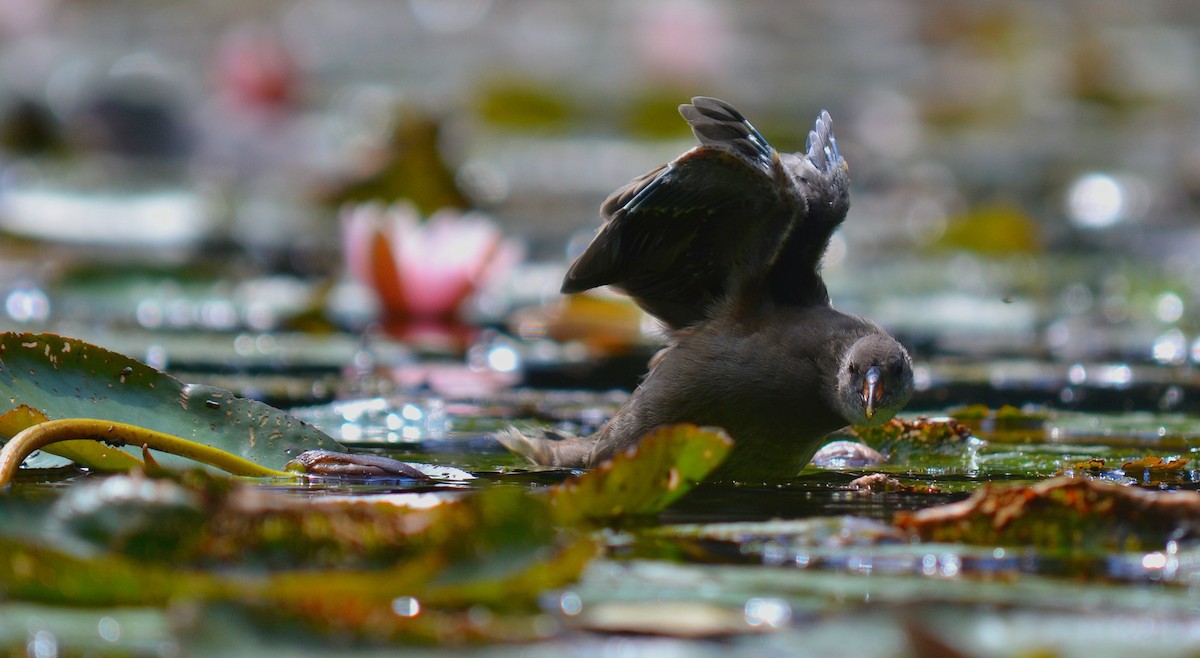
[848, 364, 859, 375]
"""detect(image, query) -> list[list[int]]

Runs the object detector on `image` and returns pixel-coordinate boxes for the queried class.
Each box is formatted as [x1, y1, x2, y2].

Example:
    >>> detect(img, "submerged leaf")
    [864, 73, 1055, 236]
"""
[895, 476, 1200, 553]
[0, 332, 344, 471]
[548, 424, 733, 524]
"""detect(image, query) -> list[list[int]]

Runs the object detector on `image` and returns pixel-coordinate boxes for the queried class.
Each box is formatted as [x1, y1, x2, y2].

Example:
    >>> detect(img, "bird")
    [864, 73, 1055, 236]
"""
[500, 97, 913, 481]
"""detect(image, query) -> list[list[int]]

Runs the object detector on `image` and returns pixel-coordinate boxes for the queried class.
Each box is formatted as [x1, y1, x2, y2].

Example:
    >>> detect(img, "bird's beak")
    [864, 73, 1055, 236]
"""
[862, 365, 882, 421]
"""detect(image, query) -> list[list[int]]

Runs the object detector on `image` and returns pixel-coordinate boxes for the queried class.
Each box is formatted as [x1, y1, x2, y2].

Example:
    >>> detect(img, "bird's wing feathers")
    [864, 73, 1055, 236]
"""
[677, 96, 777, 176]
[562, 144, 786, 328]
[563, 98, 851, 325]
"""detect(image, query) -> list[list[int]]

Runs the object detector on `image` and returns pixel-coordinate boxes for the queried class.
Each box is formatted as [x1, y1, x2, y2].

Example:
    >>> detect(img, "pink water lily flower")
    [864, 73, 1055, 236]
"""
[341, 202, 521, 322]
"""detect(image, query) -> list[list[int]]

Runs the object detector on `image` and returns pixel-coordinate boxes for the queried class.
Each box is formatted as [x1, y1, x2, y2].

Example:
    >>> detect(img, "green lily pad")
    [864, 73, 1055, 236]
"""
[549, 424, 734, 524]
[0, 534, 218, 606]
[0, 332, 344, 471]
[0, 475, 594, 647]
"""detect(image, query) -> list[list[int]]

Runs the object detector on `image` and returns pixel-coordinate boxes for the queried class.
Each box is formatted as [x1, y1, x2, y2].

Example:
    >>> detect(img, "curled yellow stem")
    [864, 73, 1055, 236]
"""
[0, 418, 294, 486]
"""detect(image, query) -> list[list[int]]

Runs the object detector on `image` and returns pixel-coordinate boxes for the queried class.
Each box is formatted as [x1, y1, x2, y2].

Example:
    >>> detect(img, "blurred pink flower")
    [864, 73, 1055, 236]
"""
[213, 23, 299, 113]
[341, 202, 522, 322]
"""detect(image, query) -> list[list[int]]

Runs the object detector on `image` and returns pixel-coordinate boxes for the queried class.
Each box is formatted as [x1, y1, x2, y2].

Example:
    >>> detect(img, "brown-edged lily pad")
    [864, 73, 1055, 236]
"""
[895, 476, 1200, 553]
[1121, 456, 1191, 485]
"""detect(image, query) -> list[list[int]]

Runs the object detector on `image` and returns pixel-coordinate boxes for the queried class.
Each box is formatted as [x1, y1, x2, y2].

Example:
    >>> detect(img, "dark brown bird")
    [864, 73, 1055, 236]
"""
[501, 97, 913, 481]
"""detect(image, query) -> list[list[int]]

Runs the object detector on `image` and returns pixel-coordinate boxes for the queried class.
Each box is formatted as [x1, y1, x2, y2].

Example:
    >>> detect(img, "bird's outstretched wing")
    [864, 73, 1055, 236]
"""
[562, 97, 796, 329]
[767, 110, 851, 306]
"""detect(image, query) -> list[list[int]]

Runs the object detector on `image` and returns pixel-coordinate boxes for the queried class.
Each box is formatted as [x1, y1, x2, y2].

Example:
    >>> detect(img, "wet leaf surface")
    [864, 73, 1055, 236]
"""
[548, 424, 733, 524]
[0, 397, 729, 649]
[895, 476, 1200, 556]
[842, 415, 981, 463]
[7, 341, 1200, 654]
[0, 332, 343, 471]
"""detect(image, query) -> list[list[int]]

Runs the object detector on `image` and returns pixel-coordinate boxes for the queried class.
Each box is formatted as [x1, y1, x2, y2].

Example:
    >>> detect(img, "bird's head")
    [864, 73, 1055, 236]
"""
[836, 333, 913, 426]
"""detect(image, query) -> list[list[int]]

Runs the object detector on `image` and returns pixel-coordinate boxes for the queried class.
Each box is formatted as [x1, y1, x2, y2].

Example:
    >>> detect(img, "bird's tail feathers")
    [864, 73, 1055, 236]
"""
[805, 110, 844, 175]
[494, 427, 594, 468]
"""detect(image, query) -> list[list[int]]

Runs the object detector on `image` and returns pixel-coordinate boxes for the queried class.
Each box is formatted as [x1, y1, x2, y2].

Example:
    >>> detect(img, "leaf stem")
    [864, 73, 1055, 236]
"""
[0, 418, 295, 486]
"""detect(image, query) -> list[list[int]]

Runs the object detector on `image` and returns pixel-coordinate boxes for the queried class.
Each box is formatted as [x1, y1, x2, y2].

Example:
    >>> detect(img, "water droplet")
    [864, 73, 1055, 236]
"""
[559, 592, 583, 616]
[744, 598, 791, 628]
[391, 596, 421, 617]
[1067, 173, 1125, 228]
[97, 617, 121, 643]
[1152, 329, 1187, 365]
[1156, 292, 1185, 324]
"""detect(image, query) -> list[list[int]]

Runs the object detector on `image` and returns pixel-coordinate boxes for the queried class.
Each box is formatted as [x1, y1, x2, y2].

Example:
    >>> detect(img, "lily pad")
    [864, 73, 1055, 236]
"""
[0, 332, 343, 471]
[895, 476, 1200, 554]
[0, 480, 588, 602]
[843, 415, 982, 464]
[1121, 456, 1192, 485]
[549, 424, 734, 524]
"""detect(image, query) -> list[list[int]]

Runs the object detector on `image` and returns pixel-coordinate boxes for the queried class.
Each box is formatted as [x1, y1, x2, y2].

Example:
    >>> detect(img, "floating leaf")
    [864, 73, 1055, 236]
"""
[946, 403, 1049, 441]
[1121, 456, 1191, 485]
[1063, 458, 1107, 475]
[0, 478, 592, 626]
[0, 332, 344, 472]
[548, 424, 733, 524]
[47, 470, 217, 561]
[844, 416, 980, 462]
[895, 476, 1200, 554]
[0, 534, 220, 606]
